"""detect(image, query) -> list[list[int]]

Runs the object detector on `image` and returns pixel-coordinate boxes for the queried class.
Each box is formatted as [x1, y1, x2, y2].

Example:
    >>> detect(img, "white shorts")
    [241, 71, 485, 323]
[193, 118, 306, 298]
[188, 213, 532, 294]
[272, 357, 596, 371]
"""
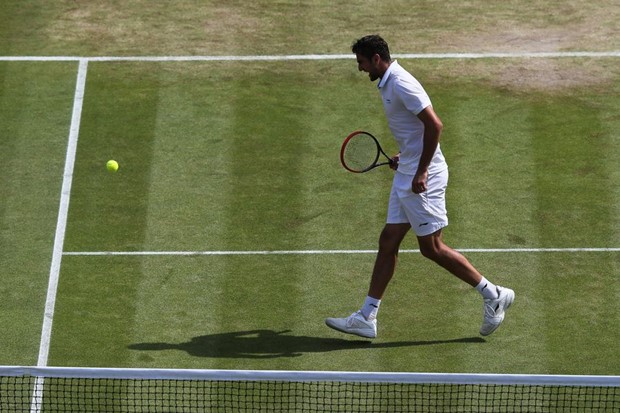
[387, 169, 449, 236]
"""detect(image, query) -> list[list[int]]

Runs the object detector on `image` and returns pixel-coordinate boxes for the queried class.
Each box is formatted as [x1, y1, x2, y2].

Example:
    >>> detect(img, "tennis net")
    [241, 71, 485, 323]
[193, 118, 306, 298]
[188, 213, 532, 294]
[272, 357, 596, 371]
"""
[1, 366, 618, 412]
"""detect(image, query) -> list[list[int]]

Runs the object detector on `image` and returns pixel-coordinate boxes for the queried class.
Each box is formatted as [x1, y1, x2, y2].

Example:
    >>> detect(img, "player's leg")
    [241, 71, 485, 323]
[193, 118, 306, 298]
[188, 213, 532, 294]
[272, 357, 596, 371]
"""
[367, 223, 411, 299]
[325, 178, 410, 339]
[324, 223, 410, 339]
[364, 172, 418, 303]
[416, 229, 482, 287]
[407, 170, 515, 336]
[417, 232, 514, 335]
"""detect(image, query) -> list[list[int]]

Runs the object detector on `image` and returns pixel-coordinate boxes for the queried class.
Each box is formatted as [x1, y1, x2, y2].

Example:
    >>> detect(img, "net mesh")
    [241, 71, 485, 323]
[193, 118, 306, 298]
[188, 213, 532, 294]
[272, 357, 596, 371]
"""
[1, 368, 618, 413]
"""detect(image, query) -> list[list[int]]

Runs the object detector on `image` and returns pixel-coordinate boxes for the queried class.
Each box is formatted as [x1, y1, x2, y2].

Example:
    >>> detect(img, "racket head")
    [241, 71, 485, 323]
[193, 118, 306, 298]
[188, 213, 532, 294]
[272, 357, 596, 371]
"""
[340, 130, 387, 173]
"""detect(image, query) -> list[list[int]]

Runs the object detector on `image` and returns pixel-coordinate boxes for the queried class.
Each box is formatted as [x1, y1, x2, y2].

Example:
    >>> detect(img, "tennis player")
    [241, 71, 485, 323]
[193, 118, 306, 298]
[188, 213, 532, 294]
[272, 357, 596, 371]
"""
[326, 35, 514, 339]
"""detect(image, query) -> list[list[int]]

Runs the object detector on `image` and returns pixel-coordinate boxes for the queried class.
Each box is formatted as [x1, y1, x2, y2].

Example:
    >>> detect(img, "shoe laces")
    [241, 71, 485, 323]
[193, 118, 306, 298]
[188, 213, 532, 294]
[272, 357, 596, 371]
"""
[483, 300, 498, 318]
[347, 311, 364, 326]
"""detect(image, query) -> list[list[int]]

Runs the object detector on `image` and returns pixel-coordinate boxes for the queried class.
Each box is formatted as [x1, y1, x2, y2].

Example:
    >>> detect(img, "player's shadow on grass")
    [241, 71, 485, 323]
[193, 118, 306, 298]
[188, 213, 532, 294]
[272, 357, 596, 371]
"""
[128, 330, 485, 359]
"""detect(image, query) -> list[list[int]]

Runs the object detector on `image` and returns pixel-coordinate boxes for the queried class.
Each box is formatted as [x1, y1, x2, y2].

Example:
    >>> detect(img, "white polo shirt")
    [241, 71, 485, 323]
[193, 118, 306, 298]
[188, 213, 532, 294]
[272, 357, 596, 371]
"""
[378, 60, 447, 176]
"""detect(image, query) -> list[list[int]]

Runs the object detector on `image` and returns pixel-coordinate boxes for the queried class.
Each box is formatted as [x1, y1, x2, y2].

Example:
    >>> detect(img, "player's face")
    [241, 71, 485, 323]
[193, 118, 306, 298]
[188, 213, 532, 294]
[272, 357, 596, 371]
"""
[356, 53, 381, 81]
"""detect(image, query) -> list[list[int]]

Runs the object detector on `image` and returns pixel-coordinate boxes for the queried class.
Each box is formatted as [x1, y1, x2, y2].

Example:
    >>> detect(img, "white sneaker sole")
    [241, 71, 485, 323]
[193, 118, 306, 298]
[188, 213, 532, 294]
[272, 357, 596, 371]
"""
[325, 318, 377, 339]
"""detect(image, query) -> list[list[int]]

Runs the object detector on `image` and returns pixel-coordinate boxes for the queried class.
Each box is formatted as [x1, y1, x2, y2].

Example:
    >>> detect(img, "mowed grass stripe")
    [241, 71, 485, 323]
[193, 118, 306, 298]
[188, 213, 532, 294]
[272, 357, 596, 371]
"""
[213, 62, 313, 369]
[607, 86, 620, 367]
[0, 62, 76, 365]
[117, 62, 330, 369]
[131, 63, 240, 367]
[529, 91, 620, 373]
[531, 95, 616, 247]
[296, 62, 386, 370]
[51, 63, 161, 366]
[443, 82, 548, 372]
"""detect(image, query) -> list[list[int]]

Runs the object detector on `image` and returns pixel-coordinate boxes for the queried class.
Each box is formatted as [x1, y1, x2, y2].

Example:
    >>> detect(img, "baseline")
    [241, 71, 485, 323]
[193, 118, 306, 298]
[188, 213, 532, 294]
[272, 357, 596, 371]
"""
[1, 51, 619, 63]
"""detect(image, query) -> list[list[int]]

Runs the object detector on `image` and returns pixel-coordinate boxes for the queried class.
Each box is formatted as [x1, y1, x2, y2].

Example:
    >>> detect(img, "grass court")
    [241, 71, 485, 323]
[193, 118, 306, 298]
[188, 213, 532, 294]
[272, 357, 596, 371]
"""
[0, 1, 619, 377]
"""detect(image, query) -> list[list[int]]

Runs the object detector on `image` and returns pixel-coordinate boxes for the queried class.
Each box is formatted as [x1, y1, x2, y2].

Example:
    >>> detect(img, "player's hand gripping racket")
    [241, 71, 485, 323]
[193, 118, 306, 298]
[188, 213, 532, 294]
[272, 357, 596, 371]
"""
[340, 130, 394, 173]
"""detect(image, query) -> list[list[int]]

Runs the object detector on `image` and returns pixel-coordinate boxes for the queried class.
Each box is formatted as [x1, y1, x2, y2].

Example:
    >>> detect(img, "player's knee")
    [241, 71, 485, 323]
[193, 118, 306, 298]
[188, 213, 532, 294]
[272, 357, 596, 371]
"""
[419, 245, 434, 260]
[378, 227, 403, 252]
[378, 235, 397, 254]
[419, 243, 443, 262]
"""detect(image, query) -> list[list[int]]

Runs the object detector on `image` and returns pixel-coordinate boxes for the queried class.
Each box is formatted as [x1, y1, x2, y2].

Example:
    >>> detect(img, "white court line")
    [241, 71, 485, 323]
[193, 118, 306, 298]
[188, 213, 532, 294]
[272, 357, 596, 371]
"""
[62, 248, 620, 256]
[0, 51, 619, 62]
[30, 57, 88, 413]
[36, 59, 88, 368]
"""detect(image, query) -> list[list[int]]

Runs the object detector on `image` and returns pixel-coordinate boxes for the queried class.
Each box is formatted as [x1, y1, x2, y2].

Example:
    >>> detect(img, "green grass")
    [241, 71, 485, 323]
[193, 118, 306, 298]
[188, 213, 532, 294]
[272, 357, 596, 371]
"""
[37, 60, 620, 375]
[0, 62, 77, 365]
[1, 1, 619, 381]
[1, 0, 618, 55]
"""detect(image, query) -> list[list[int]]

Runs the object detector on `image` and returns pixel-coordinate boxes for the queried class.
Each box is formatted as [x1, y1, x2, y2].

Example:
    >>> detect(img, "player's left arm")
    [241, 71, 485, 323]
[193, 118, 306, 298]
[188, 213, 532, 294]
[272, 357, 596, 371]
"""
[412, 105, 443, 194]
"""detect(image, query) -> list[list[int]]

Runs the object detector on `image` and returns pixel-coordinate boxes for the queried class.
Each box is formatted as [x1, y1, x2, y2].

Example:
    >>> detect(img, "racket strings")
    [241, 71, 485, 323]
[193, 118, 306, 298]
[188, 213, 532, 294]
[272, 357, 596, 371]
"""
[342, 134, 380, 172]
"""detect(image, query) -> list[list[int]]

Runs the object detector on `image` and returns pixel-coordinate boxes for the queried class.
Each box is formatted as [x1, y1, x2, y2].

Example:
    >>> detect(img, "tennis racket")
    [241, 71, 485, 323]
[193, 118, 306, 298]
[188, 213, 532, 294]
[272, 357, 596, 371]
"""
[340, 130, 394, 173]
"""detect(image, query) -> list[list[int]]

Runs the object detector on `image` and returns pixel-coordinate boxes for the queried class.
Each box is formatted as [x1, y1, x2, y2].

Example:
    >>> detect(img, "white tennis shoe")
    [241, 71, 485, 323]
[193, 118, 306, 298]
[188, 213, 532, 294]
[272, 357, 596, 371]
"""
[480, 286, 515, 336]
[325, 311, 377, 339]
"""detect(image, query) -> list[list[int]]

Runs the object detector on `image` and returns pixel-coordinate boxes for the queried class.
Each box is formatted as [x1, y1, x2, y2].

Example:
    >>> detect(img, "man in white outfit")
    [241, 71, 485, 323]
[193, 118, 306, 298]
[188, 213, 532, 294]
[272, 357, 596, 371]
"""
[326, 35, 514, 339]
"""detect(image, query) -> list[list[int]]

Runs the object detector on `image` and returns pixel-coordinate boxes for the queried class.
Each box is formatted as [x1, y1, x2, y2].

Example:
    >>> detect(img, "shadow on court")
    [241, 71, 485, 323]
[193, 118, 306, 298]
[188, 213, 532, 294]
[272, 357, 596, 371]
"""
[128, 330, 485, 359]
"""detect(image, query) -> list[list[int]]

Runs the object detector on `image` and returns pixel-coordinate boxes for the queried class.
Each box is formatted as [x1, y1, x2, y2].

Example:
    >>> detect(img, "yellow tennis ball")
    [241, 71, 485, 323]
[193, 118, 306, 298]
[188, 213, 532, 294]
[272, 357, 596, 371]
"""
[106, 160, 119, 173]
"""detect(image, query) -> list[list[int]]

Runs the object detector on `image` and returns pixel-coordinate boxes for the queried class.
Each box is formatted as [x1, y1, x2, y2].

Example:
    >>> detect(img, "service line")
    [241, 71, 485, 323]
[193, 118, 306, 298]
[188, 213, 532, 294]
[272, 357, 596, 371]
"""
[63, 248, 620, 256]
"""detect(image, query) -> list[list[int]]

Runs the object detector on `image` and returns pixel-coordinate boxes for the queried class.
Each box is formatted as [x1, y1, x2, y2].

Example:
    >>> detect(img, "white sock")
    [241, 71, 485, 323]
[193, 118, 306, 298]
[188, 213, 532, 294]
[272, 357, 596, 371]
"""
[475, 276, 499, 300]
[361, 296, 381, 320]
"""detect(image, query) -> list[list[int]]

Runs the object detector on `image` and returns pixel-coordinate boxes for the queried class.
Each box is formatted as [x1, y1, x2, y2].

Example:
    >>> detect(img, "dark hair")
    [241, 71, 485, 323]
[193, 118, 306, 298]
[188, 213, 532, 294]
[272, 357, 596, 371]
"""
[351, 35, 391, 62]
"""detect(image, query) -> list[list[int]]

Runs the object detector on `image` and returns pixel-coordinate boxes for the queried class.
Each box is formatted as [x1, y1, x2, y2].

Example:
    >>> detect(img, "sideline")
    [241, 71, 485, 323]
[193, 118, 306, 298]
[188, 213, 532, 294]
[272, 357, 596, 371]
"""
[36, 59, 88, 368]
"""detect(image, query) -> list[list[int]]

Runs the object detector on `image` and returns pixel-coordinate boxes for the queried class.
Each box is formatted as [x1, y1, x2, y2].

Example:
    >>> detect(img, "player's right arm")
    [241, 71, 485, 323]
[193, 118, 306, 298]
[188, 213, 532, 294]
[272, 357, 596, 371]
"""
[413, 106, 443, 193]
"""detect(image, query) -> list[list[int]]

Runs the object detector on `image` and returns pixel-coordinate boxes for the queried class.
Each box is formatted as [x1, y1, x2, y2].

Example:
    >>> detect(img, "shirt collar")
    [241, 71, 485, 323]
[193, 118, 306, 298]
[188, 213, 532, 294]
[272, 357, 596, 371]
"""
[377, 60, 398, 89]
